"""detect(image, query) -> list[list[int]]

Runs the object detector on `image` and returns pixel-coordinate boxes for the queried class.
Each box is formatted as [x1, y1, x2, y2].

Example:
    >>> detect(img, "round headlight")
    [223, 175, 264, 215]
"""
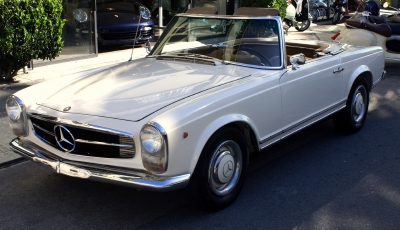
[139, 6, 151, 20]
[6, 97, 22, 121]
[140, 125, 163, 153]
[73, 9, 88, 23]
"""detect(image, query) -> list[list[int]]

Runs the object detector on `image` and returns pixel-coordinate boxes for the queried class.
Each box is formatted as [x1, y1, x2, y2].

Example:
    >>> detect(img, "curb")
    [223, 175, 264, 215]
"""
[0, 157, 27, 169]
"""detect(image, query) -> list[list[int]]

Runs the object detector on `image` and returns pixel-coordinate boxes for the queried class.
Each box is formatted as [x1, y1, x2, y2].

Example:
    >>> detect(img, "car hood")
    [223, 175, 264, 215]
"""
[36, 58, 263, 121]
[97, 11, 148, 28]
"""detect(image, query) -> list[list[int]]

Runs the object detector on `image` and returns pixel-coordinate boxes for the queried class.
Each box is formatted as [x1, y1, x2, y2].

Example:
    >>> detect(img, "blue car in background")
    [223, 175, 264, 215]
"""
[72, 0, 155, 46]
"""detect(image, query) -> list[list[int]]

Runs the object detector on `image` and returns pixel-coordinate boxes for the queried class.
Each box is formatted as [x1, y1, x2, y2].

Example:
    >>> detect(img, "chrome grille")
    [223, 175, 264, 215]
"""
[29, 114, 135, 158]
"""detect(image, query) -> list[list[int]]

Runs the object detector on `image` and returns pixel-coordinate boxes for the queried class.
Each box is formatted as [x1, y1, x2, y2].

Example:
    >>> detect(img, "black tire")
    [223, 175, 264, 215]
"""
[189, 126, 249, 211]
[332, 78, 369, 134]
[295, 20, 311, 31]
[332, 12, 341, 24]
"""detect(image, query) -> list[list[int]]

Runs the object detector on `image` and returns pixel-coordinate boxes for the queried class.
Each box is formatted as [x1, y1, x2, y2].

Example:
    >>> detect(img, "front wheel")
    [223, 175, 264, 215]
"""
[332, 11, 341, 24]
[295, 20, 311, 31]
[332, 78, 369, 134]
[189, 126, 249, 211]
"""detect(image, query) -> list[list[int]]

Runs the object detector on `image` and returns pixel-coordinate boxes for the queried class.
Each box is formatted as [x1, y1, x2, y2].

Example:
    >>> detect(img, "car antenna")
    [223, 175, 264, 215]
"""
[129, 11, 142, 62]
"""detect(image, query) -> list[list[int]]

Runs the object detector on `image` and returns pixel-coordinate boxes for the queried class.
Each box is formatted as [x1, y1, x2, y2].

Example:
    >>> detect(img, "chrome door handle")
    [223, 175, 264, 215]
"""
[333, 67, 344, 73]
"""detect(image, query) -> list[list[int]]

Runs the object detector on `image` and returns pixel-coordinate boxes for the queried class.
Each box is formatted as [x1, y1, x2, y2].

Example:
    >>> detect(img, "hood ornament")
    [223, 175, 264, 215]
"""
[63, 106, 71, 112]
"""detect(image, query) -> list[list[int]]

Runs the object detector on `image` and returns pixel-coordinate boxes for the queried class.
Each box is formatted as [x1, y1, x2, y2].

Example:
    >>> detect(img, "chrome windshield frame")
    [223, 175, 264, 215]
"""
[149, 15, 286, 70]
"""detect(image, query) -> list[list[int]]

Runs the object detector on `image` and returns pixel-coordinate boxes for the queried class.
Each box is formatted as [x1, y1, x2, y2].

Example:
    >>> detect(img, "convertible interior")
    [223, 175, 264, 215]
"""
[159, 7, 331, 67]
[200, 8, 330, 66]
[181, 38, 331, 67]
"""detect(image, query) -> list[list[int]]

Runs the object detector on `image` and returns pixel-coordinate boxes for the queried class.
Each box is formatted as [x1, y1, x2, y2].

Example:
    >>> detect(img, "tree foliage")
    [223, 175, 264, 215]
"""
[241, 0, 288, 18]
[0, 0, 65, 82]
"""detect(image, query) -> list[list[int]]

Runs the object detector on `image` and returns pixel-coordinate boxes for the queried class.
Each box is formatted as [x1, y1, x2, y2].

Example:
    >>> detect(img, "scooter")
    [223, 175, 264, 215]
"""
[283, 0, 313, 34]
[332, 10, 400, 62]
[309, 0, 334, 21]
[331, 0, 361, 24]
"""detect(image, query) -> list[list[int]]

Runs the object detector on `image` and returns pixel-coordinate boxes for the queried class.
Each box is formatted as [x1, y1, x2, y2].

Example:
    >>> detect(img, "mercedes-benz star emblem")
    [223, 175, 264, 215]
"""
[223, 160, 234, 178]
[54, 125, 76, 152]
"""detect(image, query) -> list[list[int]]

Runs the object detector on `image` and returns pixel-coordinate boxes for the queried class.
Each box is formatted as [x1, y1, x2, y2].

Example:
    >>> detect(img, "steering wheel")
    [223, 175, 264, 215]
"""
[238, 47, 272, 66]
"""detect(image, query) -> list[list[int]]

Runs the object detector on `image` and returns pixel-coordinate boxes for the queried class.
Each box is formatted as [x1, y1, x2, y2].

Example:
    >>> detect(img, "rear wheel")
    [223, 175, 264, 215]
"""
[332, 11, 341, 24]
[333, 78, 369, 134]
[190, 126, 249, 211]
[295, 20, 311, 31]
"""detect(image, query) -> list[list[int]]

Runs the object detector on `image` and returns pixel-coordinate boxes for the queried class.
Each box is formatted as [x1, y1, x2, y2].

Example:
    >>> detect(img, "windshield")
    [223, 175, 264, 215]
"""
[150, 16, 283, 67]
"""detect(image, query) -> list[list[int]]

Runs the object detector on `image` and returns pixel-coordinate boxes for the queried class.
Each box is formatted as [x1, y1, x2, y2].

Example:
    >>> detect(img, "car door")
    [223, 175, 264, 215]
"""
[280, 55, 344, 136]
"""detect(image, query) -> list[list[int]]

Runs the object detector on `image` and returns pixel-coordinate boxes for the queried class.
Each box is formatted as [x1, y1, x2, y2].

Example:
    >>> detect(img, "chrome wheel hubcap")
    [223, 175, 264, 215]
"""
[208, 140, 242, 196]
[351, 85, 367, 123]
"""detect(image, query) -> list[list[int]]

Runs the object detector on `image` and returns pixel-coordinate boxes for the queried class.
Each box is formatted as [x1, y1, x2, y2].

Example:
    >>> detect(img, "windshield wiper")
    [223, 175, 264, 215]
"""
[158, 53, 229, 65]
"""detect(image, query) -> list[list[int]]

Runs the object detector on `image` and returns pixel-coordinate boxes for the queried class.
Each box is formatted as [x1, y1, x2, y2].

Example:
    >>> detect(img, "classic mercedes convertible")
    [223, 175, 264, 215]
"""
[7, 8, 385, 210]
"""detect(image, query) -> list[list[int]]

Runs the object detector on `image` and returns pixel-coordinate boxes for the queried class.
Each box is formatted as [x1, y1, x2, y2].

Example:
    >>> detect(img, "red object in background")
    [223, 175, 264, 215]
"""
[331, 32, 340, 40]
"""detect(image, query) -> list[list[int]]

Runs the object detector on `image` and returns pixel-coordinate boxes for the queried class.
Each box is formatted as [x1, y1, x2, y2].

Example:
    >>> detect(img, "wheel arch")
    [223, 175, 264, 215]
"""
[189, 115, 260, 175]
[346, 65, 373, 93]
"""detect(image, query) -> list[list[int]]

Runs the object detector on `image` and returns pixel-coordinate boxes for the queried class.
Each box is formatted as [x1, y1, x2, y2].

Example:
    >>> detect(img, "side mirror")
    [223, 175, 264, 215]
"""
[145, 40, 152, 54]
[290, 53, 305, 70]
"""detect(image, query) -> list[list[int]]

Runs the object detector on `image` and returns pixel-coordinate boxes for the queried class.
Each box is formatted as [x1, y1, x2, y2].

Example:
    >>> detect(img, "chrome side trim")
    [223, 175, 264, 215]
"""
[259, 99, 347, 146]
[9, 138, 189, 192]
[283, 99, 346, 133]
[372, 70, 386, 89]
[29, 113, 133, 138]
[259, 130, 283, 145]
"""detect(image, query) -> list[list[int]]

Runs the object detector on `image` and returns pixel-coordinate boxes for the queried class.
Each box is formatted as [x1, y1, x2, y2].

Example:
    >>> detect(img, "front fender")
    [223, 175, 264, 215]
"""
[346, 65, 371, 93]
[189, 114, 259, 174]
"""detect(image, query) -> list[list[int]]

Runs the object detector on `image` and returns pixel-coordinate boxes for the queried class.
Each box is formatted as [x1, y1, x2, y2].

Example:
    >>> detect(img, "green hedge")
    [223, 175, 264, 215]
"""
[241, 0, 288, 18]
[0, 0, 65, 82]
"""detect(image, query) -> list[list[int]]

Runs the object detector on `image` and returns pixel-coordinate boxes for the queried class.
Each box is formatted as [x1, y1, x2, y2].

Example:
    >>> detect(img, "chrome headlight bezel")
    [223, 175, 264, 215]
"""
[73, 9, 88, 23]
[140, 122, 168, 173]
[6, 96, 28, 137]
[139, 6, 151, 20]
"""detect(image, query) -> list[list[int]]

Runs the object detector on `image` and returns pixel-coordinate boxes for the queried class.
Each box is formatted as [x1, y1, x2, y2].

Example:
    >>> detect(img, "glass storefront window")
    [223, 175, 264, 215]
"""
[60, 0, 96, 58]
[33, 0, 96, 66]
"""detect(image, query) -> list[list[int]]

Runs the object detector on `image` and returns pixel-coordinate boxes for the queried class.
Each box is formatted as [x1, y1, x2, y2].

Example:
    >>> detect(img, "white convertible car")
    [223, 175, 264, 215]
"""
[7, 8, 385, 210]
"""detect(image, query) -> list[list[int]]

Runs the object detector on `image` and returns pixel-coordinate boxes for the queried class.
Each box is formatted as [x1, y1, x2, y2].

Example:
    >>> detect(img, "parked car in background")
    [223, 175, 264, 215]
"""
[141, 0, 219, 26]
[72, 0, 154, 45]
[7, 8, 385, 211]
[333, 2, 400, 62]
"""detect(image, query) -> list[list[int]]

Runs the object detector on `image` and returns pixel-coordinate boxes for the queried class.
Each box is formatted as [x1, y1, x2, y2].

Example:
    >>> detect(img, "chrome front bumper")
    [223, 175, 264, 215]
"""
[9, 138, 190, 192]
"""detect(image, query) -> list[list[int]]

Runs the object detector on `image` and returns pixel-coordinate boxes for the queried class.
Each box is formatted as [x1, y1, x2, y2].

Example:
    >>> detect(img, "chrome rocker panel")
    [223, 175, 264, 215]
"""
[9, 138, 190, 192]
